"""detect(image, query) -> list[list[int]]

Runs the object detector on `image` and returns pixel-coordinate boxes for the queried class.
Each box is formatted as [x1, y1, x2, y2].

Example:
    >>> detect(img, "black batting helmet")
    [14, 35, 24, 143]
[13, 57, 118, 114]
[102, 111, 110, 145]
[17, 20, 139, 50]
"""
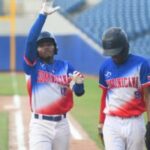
[37, 31, 58, 54]
[102, 27, 129, 56]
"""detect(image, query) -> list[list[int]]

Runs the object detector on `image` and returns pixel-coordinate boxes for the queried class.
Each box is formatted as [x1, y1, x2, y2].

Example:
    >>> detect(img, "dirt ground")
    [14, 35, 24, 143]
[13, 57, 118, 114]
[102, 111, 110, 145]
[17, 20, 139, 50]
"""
[0, 96, 100, 150]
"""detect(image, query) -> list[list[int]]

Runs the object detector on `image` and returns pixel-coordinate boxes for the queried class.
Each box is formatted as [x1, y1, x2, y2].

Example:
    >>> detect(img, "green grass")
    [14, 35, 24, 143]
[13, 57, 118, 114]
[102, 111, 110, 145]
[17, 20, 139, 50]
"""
[0, 112, 9, 150]
[0, 73, 147, 150]
[0, 73, 103, 149]
[71, 77, 104, 149]
[0, 72, 27, 95]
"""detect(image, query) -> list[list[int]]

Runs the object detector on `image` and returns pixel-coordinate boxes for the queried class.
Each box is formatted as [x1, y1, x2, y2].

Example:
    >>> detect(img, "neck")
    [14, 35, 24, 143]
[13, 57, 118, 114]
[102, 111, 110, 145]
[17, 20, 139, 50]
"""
[43, 57, 54, 64]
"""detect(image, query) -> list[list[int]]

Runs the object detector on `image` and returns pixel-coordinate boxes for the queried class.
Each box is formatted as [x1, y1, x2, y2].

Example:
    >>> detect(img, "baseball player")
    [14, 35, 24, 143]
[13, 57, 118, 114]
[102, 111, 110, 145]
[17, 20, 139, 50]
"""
[23, 1, 85, 150]
[98, 27, 150, 150]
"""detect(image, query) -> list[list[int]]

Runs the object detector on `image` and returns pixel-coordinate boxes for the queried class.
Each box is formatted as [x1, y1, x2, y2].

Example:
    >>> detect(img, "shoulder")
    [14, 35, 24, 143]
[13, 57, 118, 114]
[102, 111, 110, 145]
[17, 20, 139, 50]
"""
[129, 54, 148, 64]
[100, 57, 112, 69]
[54, 59, 73, 68]
[55, 59, 69, 65]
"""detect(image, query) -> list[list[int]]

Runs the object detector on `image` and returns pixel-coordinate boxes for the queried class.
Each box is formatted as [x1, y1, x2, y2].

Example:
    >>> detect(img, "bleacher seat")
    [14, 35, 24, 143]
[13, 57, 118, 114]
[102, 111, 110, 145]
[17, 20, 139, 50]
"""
[68, 0, 150, 58]
[55, 0, 150, 58]
[130, 34, 150, 58]
[53, 0, 85, 13]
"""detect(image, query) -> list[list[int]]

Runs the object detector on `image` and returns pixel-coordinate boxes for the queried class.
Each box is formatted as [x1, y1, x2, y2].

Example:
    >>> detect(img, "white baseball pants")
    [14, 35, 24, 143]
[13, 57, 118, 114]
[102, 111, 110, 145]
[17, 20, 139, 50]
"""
[29, 115, 70, 150]
[103, 115, 146, 150]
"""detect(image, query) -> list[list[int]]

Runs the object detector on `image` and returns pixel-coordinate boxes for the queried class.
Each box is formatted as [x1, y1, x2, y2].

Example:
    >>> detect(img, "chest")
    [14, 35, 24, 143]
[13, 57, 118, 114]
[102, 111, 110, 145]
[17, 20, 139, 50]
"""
[104, 64, 141, 89]
[36, 62, 68, 75]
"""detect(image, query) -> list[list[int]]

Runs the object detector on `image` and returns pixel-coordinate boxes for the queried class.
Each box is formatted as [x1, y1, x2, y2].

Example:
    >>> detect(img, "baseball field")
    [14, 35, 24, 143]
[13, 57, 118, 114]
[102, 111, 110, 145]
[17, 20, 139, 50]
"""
[0, 72, 104, 150]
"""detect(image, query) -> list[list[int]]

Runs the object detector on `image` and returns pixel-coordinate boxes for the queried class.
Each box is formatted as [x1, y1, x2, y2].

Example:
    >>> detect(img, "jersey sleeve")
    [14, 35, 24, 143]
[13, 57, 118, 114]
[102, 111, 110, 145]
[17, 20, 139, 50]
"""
[99, 88, 107, 123]
[99, 63, 108, 123]
[23, 13, 47, 74]
[140, 60, 150, 88]
[23, 59, 36, 75]
[67, 62, 75, 75]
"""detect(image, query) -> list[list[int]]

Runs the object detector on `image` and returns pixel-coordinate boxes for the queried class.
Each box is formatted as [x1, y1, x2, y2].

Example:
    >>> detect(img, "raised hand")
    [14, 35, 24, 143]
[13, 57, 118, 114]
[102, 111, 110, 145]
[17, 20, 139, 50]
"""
[41, 0, 60, 15]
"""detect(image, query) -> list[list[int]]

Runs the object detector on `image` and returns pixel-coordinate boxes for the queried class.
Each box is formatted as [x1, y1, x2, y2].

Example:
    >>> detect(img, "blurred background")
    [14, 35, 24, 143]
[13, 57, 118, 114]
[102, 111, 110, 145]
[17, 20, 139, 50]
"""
[0, 0, 149, 75]
[0, 1, 150, 150]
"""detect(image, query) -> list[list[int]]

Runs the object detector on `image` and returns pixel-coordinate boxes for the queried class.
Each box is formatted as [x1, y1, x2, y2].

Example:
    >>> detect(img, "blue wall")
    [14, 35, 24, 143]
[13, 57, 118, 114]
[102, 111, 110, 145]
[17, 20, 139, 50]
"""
[0, 36, 10, 71]
[0, 35, 105, 76]
[1, 34, 150, 74]
[55, 35, 105, 75]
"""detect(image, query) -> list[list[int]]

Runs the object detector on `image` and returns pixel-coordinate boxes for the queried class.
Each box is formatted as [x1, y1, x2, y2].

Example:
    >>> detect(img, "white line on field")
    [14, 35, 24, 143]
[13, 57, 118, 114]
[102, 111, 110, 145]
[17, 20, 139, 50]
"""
[11, 73, 26, 150]
[68, 120, 83, 140]
[13, 95, 26, 150]
[11, 72, 18, 94]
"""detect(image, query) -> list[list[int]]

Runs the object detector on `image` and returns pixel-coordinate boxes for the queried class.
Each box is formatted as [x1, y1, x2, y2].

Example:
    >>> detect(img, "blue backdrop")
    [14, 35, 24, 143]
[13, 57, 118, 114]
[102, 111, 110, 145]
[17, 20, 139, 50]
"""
[0, 35, 105, 76]
[1, 34, 149, 75]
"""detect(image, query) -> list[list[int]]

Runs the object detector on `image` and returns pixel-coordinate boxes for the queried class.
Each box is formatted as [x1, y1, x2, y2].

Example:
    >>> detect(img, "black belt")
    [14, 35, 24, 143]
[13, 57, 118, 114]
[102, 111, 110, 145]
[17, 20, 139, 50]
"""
[34, 114, 66, 122]
[112, 115, 140, 119]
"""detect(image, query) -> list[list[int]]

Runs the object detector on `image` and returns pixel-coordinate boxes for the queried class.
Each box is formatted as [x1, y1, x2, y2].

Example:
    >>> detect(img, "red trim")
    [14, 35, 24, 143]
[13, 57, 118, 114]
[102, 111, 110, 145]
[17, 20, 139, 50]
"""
[27, 78, 33, 111]
[108, 98, 145, 117]
[142, 82, 150, 88]
[99, 84, 107, 89]
[24, 56, 37, 66]
[36, 89, 73, 115]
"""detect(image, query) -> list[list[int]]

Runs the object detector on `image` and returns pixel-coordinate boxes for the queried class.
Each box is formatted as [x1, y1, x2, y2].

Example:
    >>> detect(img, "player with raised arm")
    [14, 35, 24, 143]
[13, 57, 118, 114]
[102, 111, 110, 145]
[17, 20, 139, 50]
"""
[23, 0, 85, 150]
[98, 27, 150, 150]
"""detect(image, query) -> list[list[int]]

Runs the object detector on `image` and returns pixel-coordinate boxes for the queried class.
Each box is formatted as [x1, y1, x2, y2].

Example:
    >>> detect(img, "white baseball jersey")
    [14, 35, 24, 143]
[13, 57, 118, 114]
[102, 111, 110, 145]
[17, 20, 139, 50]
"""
[99, 54, 150, 117]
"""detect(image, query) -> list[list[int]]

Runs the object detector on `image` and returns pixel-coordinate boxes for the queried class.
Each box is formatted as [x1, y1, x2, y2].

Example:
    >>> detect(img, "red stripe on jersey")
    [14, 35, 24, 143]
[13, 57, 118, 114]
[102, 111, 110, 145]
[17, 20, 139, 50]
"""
[108, 98, 146, 117]
[27, 78, 33, 111]
[142, 82, 150, 88]
[35, 89, 73, 115]
[24, 56, 37, 66]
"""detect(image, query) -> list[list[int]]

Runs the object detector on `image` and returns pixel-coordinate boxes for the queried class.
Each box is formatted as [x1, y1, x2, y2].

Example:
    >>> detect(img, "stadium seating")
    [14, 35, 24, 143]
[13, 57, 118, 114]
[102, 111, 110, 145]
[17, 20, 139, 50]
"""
[130, 34, 150, 59]
[53, 0, 85, 13]
[73, 0, 150, 41]
[55, 0, 150, 58]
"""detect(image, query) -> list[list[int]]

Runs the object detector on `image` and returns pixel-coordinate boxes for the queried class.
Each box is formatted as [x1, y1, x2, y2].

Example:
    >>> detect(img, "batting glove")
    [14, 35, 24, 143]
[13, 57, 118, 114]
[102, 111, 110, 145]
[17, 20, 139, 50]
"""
[145, 122, 150, 150]
[70, 71, 84, 84]
[40, 0, 60, 15]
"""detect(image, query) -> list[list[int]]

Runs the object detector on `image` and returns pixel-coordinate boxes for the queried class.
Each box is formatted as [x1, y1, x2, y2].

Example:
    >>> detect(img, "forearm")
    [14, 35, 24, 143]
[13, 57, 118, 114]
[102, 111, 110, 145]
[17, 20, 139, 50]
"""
[25, 13, 47, 62]
[99, 88, 107, 123]
[27, 13, 47, 43]
[99, 104, 105, 123]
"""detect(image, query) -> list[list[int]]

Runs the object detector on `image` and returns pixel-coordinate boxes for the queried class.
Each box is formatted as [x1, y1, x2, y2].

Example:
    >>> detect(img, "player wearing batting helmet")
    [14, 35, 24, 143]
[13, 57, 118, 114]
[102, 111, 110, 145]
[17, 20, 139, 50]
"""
[23, 0, 85, 150]
[98, 27, 150, 150]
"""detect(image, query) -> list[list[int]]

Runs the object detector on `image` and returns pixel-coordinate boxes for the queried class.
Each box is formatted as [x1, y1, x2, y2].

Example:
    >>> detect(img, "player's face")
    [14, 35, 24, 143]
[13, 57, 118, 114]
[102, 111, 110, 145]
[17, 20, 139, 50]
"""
[112, 48, 129, 64]
[37, 41, 55, 60]
[112, 53, 128, 64]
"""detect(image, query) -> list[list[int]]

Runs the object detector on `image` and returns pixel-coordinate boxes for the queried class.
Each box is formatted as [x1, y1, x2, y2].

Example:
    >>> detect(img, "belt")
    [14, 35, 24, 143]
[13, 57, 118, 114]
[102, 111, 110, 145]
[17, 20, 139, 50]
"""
[34, 114, 66, 122]
[111, 115, 140, 119]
